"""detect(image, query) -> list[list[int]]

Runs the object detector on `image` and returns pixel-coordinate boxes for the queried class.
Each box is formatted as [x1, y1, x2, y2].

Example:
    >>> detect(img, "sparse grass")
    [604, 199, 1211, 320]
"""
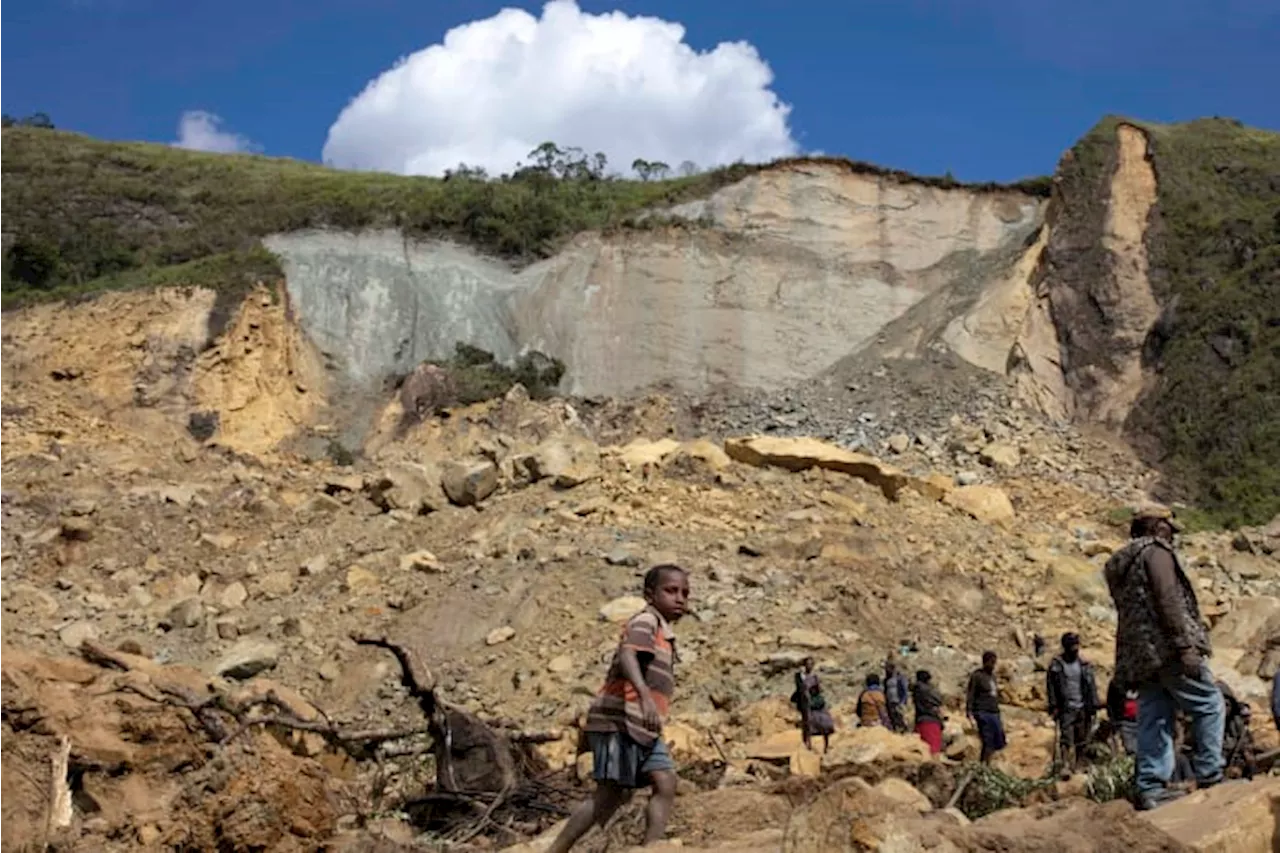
[0, 127, 1051, 310]
[1124, 117, 1280, 528]
[1085, 754, 1136, 804]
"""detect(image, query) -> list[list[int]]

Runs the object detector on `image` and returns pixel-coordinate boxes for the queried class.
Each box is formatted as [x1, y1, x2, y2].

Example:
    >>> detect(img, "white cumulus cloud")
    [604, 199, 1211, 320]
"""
[173, 110, 258, 154]
[322, 0, 798, 176]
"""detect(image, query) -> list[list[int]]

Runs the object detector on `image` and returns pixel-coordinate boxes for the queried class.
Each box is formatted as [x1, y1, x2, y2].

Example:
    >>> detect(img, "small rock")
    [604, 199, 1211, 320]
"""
[200, 532, 239, 550]
[255, 570, 295, 598]
[886, 434, 911, 454]
[318, 660, 341, 681]
[137, 824, 162, 846]
[345, 566, 380, 595]
[218, 582, 248, 610]
[784, 627, 838, 649]
[605, 548, 640, 567]
[547, 654, 574, 674]
[58, 620, 98, 649]
[216, 639, 281, 680]
[399, 550, 443, 572]
[162, 597, 204, 630]
[216, 618, 239, 640]
[59, 517, 94, 541]
[65, 499, 98, 517]
[955, 471, 981, 486]
[599, 596, 647, 623]
[979, 442, 1021, 469]
[299, 555, 329, 576]
[323, 474, 364, 495]
[486, 626, 516, 646]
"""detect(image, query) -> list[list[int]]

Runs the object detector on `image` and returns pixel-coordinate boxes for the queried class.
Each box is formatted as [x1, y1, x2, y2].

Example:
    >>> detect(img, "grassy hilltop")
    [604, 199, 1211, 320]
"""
[0, 128, 1050, 308]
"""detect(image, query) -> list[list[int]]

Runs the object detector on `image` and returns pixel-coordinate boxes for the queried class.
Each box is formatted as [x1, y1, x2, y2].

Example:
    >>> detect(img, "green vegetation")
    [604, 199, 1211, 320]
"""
[1, 127, 1051, 309]
[956, 763, 1056, 819]
[1129, 117, 1280, 527]
[1085, 754, 1136, 804]
[435, 343, 566, 406]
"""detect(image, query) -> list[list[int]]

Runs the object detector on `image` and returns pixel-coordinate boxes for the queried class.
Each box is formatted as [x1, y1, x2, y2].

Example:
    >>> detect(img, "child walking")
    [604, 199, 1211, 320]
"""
[547, 564, 691, 852]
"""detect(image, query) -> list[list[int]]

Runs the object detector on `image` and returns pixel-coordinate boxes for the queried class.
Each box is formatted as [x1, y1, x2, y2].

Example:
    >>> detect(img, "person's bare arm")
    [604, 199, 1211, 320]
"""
[619, 646, 660, 729]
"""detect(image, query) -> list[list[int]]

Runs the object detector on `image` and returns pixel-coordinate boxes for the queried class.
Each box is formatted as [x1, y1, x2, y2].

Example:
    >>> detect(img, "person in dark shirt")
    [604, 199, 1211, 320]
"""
[912, 669, 945, 754]
[1046, 632, 1100, 773]
[966, 651, 1005, 764]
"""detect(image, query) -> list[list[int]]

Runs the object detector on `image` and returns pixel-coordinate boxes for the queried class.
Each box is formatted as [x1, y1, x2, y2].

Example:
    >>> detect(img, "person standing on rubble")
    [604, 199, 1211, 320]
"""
[884, 657, 910, 733]
[966, 651, 1006, 764]
[1046, 632, 1099, 773]
[792, 657, 836, 753]
[912, 669, 945, 754]
[548, 565, 690, 852]
[1104, 505, 1224, 811]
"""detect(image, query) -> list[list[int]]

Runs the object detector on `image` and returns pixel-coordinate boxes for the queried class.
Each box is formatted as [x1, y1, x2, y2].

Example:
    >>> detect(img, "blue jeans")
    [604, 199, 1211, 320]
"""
[1136, 663, 1225, 796]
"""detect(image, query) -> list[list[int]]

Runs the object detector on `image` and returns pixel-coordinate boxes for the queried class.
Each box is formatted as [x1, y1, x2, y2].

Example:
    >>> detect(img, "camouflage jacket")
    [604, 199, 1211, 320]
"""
[1104, 537, 1211, 686]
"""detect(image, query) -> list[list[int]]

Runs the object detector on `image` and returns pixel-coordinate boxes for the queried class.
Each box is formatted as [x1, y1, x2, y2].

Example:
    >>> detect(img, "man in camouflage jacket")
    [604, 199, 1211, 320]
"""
[1104, 506, 1224, 810]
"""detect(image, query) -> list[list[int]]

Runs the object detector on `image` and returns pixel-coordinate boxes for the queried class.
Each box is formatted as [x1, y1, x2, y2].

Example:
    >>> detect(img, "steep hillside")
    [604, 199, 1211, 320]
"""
[1042, 117, 1280, 526]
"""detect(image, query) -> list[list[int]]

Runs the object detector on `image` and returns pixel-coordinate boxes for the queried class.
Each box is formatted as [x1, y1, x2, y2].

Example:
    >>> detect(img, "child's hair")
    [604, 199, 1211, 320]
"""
[865, 673, 881, 687]
[643, 563, 687, 593]
[982, 650, 998, 665]
[916, 669, 931, 683]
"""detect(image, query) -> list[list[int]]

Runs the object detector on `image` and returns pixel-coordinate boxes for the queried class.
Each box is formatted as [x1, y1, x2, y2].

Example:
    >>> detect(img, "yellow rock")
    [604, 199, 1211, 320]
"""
[599, 596, 647, 623]
[614, 438, 682, 469]
[1142, 776, 1280, 853]
[723, 436, 914, 500]
[789, 747, 822, 777]
[744, 729, 806, 760]
[942, 484, 1016, 523]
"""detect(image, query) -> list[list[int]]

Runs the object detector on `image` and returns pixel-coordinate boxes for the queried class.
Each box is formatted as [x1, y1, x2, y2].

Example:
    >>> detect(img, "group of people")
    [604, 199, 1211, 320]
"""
[545, 505, 1273, 851]
[790, 656, 944, 753]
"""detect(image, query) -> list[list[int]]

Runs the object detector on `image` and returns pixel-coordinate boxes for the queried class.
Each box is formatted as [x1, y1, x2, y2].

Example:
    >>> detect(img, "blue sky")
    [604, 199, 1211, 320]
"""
[4, 0, 1278, 181]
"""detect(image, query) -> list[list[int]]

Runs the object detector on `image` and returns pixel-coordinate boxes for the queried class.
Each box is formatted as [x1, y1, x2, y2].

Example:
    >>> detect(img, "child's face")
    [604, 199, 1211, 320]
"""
[646, 569, 690, 622]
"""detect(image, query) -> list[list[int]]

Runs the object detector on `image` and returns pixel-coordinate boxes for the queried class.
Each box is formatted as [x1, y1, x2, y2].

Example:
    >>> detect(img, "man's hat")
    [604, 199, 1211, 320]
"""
[1134, 504, 1184, 532]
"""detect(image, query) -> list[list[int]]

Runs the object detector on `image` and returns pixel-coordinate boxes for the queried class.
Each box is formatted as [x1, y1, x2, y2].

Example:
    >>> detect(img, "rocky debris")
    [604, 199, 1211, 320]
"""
[724, 435, 914, 500]
[605, 547, 640, 567]
[943, 485, 1016, 523]
[323, 472, 364, 494]
[163, 597, 205, 630]
[59, 515, 94, 541]
[441, 459, 500, 506]
[218, 581, 248, 610]
[887, 433, 912, 454]
[344, 566, 380, 595]
[200, 531, 239, 550]
[216, 638, 281, 680]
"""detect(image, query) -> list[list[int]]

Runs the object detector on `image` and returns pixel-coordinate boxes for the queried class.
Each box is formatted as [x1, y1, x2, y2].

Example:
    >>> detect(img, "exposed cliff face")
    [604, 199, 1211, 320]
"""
[267, 163, 1044, 397]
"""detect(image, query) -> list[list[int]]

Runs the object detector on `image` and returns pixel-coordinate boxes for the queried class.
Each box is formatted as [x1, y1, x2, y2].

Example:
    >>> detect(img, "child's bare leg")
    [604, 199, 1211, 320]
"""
[547, 783, 630, 853]
[642, 770, 677, 845]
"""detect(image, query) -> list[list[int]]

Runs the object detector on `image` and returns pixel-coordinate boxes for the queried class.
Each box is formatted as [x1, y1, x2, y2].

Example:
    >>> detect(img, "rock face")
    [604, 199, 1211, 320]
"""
[441, 459, 500, 507]
[267, 165, 1041, 396]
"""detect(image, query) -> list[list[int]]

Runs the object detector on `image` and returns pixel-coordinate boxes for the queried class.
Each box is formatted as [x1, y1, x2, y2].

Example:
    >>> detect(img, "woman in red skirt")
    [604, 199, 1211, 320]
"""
[912, 670, 945, 754]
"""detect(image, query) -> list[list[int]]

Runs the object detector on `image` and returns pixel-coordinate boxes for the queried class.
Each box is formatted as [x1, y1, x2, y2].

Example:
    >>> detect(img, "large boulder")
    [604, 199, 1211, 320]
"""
[515, 437, 601, 489]
[780, 777, 931, 853]
[723, 436, 914, 500]
[363, 462, 445, 514]
[1141, 777, 1280, 853]
[398, 362, 458, 422]
[441, 459, 500, 506]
